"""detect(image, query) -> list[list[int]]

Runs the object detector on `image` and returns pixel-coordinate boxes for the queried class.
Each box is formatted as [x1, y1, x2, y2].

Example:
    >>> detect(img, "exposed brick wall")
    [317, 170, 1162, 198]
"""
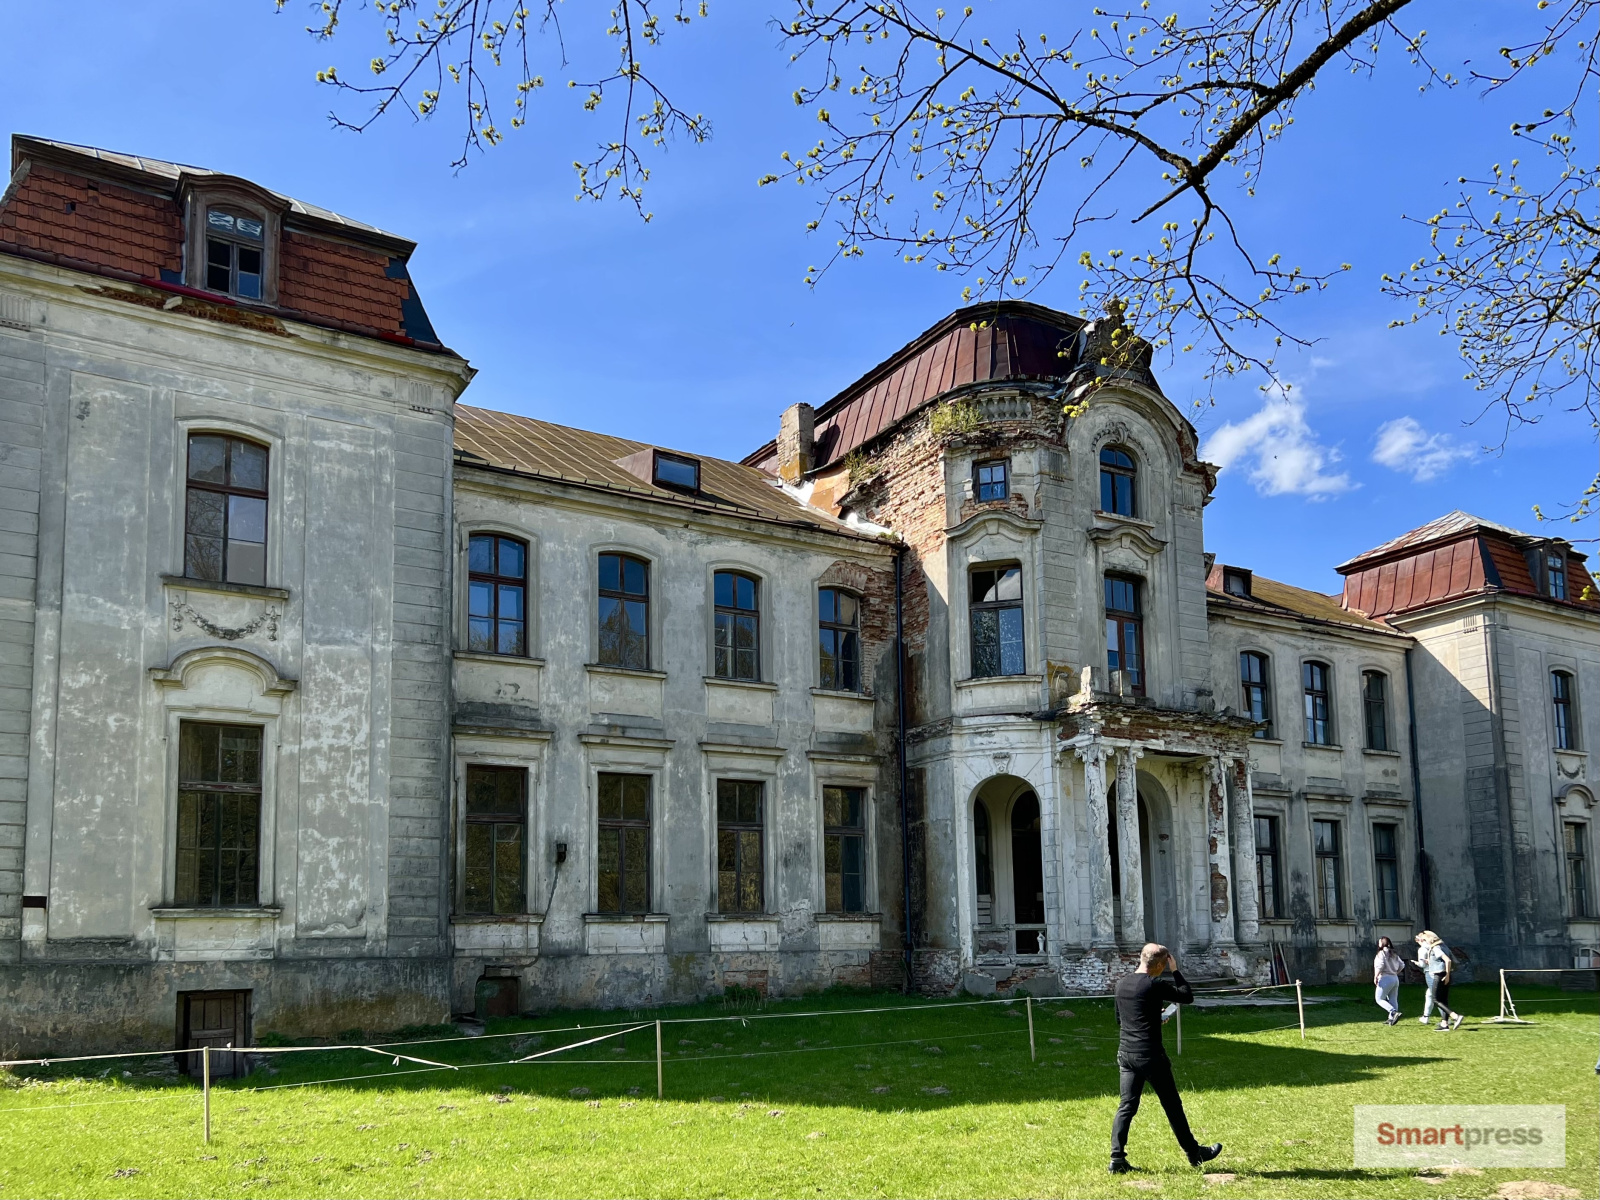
[0, 164, 182, 278]
[277, 231, 408, 336]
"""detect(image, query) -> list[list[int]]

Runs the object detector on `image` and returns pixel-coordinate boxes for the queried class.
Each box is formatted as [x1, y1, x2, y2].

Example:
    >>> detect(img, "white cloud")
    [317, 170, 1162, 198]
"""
[1200, 389, 1354, 498]
[1370, 416, 1475, 482]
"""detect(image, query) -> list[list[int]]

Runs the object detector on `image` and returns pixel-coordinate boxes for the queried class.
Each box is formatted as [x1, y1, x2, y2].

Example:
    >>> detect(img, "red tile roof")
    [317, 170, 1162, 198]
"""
[743, 301, 1084, 473]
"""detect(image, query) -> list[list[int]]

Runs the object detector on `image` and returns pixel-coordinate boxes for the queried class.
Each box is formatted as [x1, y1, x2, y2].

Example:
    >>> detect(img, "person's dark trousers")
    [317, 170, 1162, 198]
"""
[1110, 1053, 1201, 1161]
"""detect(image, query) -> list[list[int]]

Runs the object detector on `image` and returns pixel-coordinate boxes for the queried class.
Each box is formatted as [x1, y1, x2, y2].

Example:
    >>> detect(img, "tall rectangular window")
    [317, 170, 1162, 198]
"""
[598, 553, 650, 670]
[1372, 822, 1400, 920]
[468, 534, 527, 656]
[463, 765, 526, 915]
[1099, 447, 1137, 516]
[597, 773, 650, 914]
[1566, 822, 1591, 917]
[1303, 661, 1332, 745]
[716, 779, 765, 914]
[1553, 671, 1578, 750]
[1548, 552, 1568, 600]
[970, 565, 1024, 678]
[184, 434, 268, 586]
[175, 722, 262, 907]
[1313, 819, 1343, 919]
[1104, 575, 1144, 694]
[204, 209, 265, 299]
[714, 571, 760, 681]
[1240, 651, 1272, 738]
[1255, 815, 1281, 919]
[1362, 671, 1390, 751]
[974, 459, 1010, 502]
[823, 785, 866, 913]
[818, 588, 860, 692]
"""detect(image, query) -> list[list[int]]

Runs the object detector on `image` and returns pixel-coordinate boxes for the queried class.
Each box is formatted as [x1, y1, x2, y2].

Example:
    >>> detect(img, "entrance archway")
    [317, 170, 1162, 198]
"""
[970, 775, 1047, 956]
[1106, 779, 1177, 946]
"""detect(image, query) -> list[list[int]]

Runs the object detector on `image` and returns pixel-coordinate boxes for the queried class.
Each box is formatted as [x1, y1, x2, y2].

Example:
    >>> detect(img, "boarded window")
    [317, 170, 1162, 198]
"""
[716, 779, 764, 914]
[175, 722, 262, 907]
[597, 773, 650, 913]
[463, 765, 526, 915]
[823, 786, 867, 913]
[184, 434, 268, 586]
[468, 534, 528, 656]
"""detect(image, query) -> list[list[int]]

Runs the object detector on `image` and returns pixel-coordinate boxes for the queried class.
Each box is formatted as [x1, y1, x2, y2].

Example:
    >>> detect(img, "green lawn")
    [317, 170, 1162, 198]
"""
[1, 983, 1595, 1199]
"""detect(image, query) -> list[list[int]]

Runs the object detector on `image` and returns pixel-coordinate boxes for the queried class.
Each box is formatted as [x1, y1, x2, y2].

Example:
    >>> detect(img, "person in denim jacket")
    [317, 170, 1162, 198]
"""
[1413, 931, 1463, 1031]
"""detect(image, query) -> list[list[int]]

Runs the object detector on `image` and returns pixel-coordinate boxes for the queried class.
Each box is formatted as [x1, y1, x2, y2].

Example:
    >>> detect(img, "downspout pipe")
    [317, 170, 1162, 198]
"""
[895, 545, 913, 989]
[1404, 647, 1432, 930]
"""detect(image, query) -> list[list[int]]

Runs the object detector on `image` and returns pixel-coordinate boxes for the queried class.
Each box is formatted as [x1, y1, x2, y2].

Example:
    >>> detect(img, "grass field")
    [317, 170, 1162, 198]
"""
[0, 982, 1595, 1199]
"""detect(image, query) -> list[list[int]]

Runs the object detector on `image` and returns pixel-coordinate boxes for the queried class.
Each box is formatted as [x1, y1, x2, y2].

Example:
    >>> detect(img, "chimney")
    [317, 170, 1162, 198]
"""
[777, 402, 815, 483]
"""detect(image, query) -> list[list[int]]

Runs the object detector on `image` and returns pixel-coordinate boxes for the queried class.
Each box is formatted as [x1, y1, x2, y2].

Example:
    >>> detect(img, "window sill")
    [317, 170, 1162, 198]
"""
[455, 651, 545, 668]
[582, 912, 669, 924]
[1091, 510, 1157, 532]
[452, 912, 544, 925]
[815, 911, 882, 922]
[811, 687, 872, 700]
[955, 674, 1043, 688]
[1313, 918, 1356, 926]
[703, 676, 778, 692]
[706, 912, 779, 922]
[1362, 748, 1402, 759]
[151, 905, 282, 919]
[1250, 736, 1284, 746]
[585, 664, 668, 681]
[161, 574, 290, 602]
[1303, 741, 1344, 751]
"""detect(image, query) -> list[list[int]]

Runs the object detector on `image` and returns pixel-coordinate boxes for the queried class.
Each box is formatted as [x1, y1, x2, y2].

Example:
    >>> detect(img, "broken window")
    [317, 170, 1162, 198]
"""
[1254, 815, 1281, 919]
[714, 571, 760, 681]
[204, 209, 265, 300]
[974, 458, 1010, 502]
[1372, 822, 1400, 920]
[823, 785, 866, 913]
[1104, 575, 1144, 694]
[1553, 670, 1578, 750]
[716, 779, 765, 914]
[597, 773, 650, 913]
[818, 587, 860, 692]
[468, 534, 527, 656]
[463, 765, 526, 915]
[1099, 446, 1136, 517]
[175, 722, 262, 907]
[1302, 661, 1333, 745]
[598, 553, 650, 670]
[1362, 671, 1390, 752]
[1313, 818, 1343, 919]
[1240, 651, 1272, 738]
[184, 433, 268, 586]
[970, 564, 1024, 678]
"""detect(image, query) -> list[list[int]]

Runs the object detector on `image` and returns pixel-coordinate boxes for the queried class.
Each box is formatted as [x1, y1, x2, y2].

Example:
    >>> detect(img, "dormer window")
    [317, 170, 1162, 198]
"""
[652, 451, 700, 493]
[204, 209, 265, 300]
[1223, 569, 1252, 598]
[1547, 551, 1568, 600]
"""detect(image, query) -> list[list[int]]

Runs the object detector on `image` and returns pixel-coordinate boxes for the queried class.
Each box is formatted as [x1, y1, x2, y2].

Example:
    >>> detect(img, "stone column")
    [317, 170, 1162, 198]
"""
[1206, 756, 1236, 949]
[1229, 757, 1261, 943]
[1114, 745, 1145, 946]
[1075, 742, 1116, 948]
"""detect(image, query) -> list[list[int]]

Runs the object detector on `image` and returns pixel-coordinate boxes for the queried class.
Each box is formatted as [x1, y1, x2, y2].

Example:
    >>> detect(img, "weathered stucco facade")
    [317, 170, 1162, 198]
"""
[1, 137, 1595, 1055]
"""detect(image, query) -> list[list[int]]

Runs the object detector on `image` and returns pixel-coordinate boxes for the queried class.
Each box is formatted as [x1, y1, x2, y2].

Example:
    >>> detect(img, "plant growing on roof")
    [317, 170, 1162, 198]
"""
[928, 398, 983, 440]
[842, 448, 881, 485]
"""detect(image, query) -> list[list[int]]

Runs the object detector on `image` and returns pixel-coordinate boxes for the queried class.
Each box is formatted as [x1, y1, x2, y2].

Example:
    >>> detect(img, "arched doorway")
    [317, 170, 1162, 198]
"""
[1106, 782, 1177, 946]
[970, 775, 1047, 956]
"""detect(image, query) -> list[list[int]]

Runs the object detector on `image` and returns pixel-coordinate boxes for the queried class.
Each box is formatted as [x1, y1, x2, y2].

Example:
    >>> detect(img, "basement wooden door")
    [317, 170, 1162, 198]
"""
[179, 990, 250, 1078]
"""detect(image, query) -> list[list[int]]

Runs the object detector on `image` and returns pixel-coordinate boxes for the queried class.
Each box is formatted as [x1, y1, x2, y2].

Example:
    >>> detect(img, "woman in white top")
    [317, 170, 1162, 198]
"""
[1373, 936, 1405, 1025]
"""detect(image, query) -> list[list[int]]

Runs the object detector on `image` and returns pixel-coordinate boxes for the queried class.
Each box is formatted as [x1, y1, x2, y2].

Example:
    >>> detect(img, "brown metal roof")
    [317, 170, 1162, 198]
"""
[453, 405, 866, 536]
[743, 301, 1084, 473]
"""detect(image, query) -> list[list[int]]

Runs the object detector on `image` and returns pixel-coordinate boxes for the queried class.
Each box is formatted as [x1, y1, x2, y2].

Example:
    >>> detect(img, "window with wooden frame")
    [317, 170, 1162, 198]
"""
[1362, 671, 1390, 752]
[468, 534, 528, 657]
[1099, 446, 1137, 516]
[823, 785, 867, 913]
[1313, 818, 1344, 919]
[969, 565, 1024, 678]
[1553, 670, 1578, 750]
[175, 722, 262, 907]
[203, 208, 266, 300]
[1372, 822, 1401, 920]
[1104, 575, 1145, 694]
[598, 553, 650, 670]
[1255, 814, 1282, 919]
[596, 773, 650, 913]
[1547, 551, 1568, 600]
[716, 779, 765, 914]
[1303, 661, 1333, 745]
[818, 587, 861, 692]
[1565, 821, 1591, 918]
[184, 433, 268, 586]
[1240, 651, 1272, 738]
[714, 571, 760, 681]
[462, 765, 526, 915]
[974, 458, 1010, 502]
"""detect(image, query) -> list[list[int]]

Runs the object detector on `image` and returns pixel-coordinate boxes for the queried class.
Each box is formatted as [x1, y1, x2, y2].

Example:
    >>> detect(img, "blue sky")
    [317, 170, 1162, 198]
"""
[4, 2, 1593, 592]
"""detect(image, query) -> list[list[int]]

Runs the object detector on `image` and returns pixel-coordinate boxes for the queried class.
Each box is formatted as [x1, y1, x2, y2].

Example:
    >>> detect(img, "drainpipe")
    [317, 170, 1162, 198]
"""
[1404, 647, 1432, 930]
[895, 545, 914, 989]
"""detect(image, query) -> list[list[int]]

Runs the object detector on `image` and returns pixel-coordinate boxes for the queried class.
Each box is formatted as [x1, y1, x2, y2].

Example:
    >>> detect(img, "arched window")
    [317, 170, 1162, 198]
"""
[1553, 670, 1578, 750]
[714, 571, 760, 681]
[1240, 651, 1272, 738]
[1099, 446, 1137, 517]
[468, 534, 527, 656]
[598, 553, 650, 670]
[1303, 661, 1333, 745]
[185, 432, 268, 586]
[818, 587, 860, 691]
[1362, 671, 1390, 751]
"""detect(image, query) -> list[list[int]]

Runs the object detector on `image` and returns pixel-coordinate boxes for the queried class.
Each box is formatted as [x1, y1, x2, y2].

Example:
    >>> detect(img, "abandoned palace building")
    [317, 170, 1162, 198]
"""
[1, 137, 1597, 1054]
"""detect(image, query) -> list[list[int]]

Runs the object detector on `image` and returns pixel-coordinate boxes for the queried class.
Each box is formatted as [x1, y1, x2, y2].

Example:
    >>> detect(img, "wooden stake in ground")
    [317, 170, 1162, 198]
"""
[202, 1045, 211, 1144]
[1026, 996, 1035, 1062]
[655, 1020, 663, 1099]
[1296, 980, 1305, 1040]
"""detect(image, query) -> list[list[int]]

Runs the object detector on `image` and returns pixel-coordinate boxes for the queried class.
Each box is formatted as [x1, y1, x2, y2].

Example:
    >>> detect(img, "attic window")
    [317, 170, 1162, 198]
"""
[1547, 551, 1568, 600]
[653, 451, 700, 493]
[1223, 569, 1252, 598]
[204, 208, 265, 300]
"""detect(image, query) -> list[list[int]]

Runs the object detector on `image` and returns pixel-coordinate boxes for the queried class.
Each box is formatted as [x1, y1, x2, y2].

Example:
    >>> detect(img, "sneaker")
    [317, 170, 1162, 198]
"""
[1188, 1144, 1223, 1168]
[1417, 1016, 1430, 1024]
[1450, 1013, 1464, 1031]
[1108, 1159, 1135, 1175]
[1434, 1022, 1450, 1032]
[1387, 1012, 1399, 1026]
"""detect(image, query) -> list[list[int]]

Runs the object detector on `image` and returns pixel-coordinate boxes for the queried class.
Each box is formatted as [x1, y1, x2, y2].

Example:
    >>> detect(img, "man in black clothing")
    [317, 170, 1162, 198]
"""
[1109, 943, 1223, 1174]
